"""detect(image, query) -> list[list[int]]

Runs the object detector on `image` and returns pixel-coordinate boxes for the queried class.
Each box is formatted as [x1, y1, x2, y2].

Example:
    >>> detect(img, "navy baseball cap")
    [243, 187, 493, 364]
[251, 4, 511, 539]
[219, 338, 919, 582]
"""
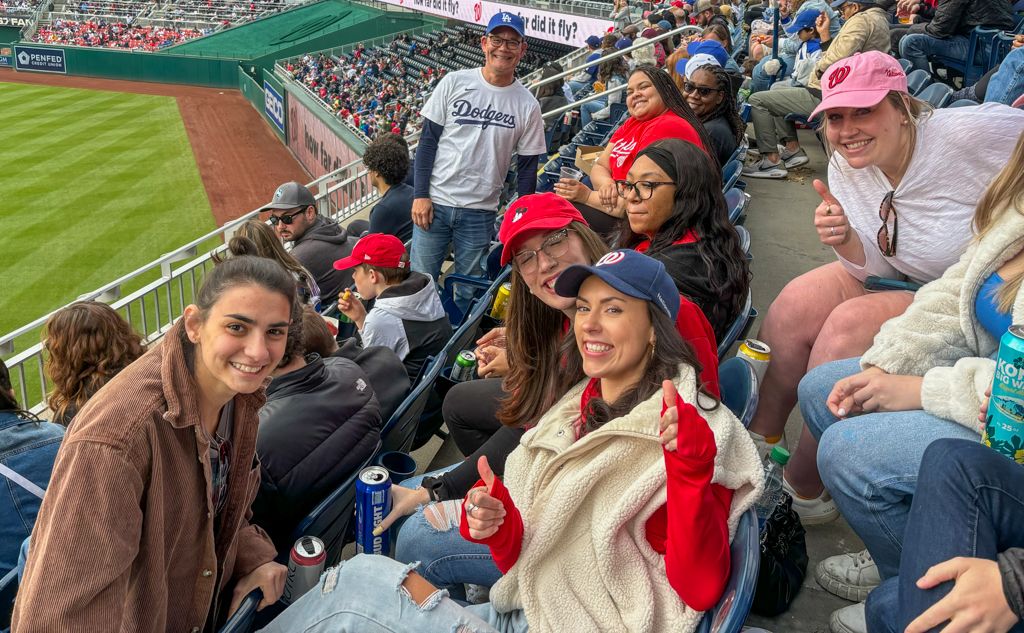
[615, 37, 633, 50]
[686, 40, 729, 67]
[785, 8, 822, 33]
[486, 12, 526, 38]
[554, 249, 680, 321]
[586, 35, 602, 47]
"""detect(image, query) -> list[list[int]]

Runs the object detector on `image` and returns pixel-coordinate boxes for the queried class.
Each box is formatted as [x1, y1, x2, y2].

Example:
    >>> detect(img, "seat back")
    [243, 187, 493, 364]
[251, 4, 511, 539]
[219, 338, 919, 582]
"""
[897, 58, 913, 73]
[694, 508, 761, 633]
[905, 69, 931, 96]
[381, 357, 444, 454]
[722, 159, 742, 192]
[717, 290, 755, 359]
[724, 188, 747, 225]
[735, 225, 751, 255]
[917, 82, 953, 108]
[285, 441, 381, 566]
[718, 357, 758, 429]
[1, 567, 17, 630]
[217, 588, 262, 633]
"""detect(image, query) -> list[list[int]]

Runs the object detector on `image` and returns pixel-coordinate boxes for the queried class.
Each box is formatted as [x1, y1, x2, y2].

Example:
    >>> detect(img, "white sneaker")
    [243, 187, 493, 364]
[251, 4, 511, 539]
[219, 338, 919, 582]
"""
[742, 157, 788, 179]
[748, 429, 788, 462]
[829, 602, 867, 633]
[816, 550, 880, 602]
[783, 478, 838, 525]
[780, 147, 810, 168]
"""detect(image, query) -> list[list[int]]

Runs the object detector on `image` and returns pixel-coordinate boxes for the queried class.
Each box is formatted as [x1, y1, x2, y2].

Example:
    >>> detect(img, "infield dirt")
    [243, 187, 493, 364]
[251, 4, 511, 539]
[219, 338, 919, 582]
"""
[0, 68, 309, 226]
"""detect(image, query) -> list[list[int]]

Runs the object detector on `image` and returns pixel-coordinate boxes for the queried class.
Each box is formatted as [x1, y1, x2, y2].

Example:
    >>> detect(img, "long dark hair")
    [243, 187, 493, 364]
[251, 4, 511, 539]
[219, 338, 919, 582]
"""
[564, 304, 716, 436]
[497, 222, 608, 428]
[617, 138, 749, 333]
[630, 64, 715, 160]
[694, 64, 745, 147]
[1, 358, 38, 421]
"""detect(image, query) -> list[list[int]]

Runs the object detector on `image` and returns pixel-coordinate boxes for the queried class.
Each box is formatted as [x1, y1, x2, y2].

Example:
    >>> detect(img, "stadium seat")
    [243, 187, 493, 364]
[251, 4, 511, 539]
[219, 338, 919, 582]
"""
[990, 32, 1020, 72]
[218, 588, 261, 633]
[717, 291, 756, 359]
[694, 508, 761, 633]
[380, 356, 444, 454]
[898, 58, 913, 73]
[948, 98, 979, 107]
[905, 69, 932, 96]
[931, 26, 997, 85]
[718, 357, 758, 429]
[735, 225, 752, 254]
[722, 160, 743, 192]
[1, 568, 16, 630]
[440, 266, 511, 328]
[724, 188, 747, 225]
[917, 82, 954, 108]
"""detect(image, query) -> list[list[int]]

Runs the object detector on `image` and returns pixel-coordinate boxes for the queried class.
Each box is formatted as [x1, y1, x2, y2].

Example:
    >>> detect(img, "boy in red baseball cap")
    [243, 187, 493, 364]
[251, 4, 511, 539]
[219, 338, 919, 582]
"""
[334, 233, 451, 380]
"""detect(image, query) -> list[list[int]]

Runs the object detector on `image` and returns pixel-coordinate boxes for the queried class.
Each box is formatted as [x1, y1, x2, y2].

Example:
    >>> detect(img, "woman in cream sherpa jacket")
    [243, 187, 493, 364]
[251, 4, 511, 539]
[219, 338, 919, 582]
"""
[796, 131, 1024, 580]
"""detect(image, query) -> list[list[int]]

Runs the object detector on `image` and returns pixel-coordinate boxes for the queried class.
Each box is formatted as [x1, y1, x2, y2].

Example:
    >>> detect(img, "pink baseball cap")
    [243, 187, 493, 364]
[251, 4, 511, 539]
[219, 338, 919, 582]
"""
[809, 51, 908, 119]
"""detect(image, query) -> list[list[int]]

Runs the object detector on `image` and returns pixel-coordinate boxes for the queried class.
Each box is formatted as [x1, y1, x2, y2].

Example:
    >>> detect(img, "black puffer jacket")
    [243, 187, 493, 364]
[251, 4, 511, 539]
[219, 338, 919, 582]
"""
[253, 354, 383, 550]
[923, 0, 1016, 38]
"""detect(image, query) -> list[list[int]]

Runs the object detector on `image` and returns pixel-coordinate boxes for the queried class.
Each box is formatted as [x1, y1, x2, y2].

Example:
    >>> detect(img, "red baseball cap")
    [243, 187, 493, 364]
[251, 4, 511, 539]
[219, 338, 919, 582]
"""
[333, 233, 407, 270]
[810, 51, 908, 119]
[498, 193, 587, 266]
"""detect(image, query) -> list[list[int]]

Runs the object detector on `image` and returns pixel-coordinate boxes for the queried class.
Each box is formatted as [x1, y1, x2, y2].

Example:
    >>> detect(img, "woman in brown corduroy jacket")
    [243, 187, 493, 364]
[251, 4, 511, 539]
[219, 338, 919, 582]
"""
[13, 256, 296, 633]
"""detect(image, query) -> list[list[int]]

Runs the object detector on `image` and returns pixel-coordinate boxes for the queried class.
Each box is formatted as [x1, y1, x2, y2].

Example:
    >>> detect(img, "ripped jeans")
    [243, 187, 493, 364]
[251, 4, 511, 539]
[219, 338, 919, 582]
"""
[256, 554, 529, 633]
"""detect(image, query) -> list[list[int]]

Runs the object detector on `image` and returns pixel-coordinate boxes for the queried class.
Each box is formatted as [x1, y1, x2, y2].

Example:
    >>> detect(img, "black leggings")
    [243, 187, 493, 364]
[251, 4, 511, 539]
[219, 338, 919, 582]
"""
[442, 377, 504, 456]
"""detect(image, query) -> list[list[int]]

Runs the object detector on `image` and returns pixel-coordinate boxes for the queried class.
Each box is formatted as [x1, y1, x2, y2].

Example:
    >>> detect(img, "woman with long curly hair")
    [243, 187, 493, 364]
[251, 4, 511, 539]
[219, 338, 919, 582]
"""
[616, 138, 750, 340]
[44, 301, 145, 426]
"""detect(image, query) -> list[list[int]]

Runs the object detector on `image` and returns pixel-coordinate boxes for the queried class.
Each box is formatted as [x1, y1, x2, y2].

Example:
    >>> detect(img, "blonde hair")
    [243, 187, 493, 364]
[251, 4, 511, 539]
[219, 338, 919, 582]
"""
[974, 131, 1024, 312]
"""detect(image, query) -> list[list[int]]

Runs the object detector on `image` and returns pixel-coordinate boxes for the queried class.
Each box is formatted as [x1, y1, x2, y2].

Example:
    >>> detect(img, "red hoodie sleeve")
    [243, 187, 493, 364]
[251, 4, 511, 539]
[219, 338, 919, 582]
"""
[675, 296, 720, 397]
[459, 477, 524, 574]
[662, 401, 733, 612]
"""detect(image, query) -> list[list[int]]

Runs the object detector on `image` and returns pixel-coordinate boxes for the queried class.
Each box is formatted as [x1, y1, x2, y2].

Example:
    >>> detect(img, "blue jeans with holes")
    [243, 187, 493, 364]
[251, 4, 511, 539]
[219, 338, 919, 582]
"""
[899, 33, 970, 73]
[257, 555, 528, 633]
[798, 358, 979, 578]
[986, 46, 1024, 106]
[411, 204, 497, 314]
[865, 439, 1024, 633]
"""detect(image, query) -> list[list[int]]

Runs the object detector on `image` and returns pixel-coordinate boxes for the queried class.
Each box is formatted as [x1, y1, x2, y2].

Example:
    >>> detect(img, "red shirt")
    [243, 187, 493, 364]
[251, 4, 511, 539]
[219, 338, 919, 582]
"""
[607, 111, 704, 180]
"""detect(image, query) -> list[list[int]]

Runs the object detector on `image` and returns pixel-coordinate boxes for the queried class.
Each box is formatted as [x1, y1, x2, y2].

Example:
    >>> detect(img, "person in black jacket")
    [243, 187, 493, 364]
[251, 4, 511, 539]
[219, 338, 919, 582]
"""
[253, 306, 384, 550]
[615, 138, 749, 342]
[897, 0, 1016, 74]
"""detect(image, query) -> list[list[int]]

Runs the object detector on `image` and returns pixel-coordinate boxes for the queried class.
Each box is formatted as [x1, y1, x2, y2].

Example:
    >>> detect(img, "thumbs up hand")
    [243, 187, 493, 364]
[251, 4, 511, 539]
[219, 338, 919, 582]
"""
[464, 456, 507, 540]
[812, 179, 852, 248]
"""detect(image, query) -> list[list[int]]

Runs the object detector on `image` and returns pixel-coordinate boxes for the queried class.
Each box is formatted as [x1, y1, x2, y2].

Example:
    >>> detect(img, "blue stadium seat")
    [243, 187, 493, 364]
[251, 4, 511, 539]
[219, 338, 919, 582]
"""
[905, 69, 932, 96]
[1, 568, 17, 631]
[947, 98, 979, 107]
[898, 58, 913, 73]
[735, 225, 751, 255]
[380, 355, 444, 454]
[722, 160, 743, 192]
[989, 32, 1019, 71]
[931, 26, 997, 85]
[694, 509, 761, 633]
[718, 357, 758, 429]
[917, 82, 954, 108]
[717, 291, 756, 359]
[440, 273, 501, 326]
[724, 188, 747, 225]
[218, 588, 261, 633]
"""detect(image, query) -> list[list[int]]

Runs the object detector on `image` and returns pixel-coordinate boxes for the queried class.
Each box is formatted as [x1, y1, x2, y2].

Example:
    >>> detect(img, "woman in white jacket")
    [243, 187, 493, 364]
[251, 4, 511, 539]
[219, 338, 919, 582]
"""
[797, 129, 1024, 622]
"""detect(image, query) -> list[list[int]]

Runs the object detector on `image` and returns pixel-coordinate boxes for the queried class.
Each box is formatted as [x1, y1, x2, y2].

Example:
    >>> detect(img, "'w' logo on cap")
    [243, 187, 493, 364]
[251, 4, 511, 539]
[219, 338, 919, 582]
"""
[596, 252, 626, 267]
[828, 65, 851, 89]
[512, 211, 524, 222]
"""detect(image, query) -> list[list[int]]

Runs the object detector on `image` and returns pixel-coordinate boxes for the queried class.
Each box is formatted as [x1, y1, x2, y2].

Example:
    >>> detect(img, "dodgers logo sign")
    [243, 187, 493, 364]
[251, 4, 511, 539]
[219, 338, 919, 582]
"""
[263, 80, 286, 134]
[14, 45, 66, 74]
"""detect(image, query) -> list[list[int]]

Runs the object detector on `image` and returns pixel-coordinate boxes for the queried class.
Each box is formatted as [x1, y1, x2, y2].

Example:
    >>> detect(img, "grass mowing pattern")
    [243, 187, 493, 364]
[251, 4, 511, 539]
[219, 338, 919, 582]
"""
[0, 82, 219, 406]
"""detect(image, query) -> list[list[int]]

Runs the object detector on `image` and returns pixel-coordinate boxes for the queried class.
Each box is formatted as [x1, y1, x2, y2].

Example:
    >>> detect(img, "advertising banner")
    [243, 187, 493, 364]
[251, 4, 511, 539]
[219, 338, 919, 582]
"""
[375, 0, 612, 47]
[286, 87, 361, 180]
[264, 79, 286, 137]
[0, 46, 11, 68]
[0, 16, 31, 27]
[14, 45, 66, 73]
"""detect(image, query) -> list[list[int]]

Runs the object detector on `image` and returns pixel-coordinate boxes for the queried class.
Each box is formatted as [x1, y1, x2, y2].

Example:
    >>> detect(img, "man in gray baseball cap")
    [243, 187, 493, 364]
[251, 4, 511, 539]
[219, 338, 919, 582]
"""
[260, 181, 358, 301]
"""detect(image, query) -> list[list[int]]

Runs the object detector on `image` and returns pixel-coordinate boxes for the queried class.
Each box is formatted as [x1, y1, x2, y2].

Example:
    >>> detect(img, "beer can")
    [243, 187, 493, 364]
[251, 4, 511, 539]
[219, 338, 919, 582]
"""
[355, 466, 392, 555]
[737, 339, 771, 384]
[450, 350, 477, 382]
[282, 536, 326, 605]
[490, 282, 512, 320]
[983, 324, 1024, 464]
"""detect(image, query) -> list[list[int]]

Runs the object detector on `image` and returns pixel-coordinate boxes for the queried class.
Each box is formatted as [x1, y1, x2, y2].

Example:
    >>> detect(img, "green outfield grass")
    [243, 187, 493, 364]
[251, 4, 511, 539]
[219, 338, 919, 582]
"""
[0, 82, 217, 340]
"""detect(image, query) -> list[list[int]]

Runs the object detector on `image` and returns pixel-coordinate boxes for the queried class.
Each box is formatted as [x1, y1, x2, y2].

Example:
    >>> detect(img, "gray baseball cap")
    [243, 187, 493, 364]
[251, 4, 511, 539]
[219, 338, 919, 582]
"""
[259, 182, 316, 212]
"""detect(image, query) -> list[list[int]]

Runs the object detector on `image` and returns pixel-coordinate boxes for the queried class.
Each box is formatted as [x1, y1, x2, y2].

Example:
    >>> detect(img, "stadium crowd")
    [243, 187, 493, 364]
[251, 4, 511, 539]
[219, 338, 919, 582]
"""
[4, 1, 1024, 633]
[33, 18, 208, 49]
[0, 0, 36, 15]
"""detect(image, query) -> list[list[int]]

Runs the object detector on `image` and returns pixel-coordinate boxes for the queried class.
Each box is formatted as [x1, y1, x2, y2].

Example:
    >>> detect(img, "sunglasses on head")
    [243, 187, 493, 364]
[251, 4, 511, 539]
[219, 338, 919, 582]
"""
[268, 208, 308, 226]
[682, 81, 722, 98]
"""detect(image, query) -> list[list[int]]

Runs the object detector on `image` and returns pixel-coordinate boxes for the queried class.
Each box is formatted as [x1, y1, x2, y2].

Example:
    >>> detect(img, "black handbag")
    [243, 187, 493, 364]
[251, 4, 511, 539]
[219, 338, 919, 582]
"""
[751, 492, 809, 616]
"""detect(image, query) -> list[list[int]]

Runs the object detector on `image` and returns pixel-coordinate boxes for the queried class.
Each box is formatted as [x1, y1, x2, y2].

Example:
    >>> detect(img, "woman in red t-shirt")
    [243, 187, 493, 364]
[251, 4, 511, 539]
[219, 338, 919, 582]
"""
[555, 64, 712, 219]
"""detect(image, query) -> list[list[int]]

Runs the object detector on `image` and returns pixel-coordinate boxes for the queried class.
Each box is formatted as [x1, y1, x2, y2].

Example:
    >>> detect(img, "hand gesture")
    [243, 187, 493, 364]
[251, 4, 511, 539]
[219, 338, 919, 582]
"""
[906, 557, 1019, 633]
[660, 380, 716, 459]
[373, 484, 430, 536]
[337, 289, 366, 325]
[553, 178, 592, 203]
[475, 329, 509, 378]
[412, 197, 434, 229]
[660, 380, 682, 452]
[464, 456, 507, 540]
[826, 367, 923, 417]
[228, 561, 287, 616]
[979, 386, 991, 430]
[815, 11, 831, 40]
[813, 179, 851, 247]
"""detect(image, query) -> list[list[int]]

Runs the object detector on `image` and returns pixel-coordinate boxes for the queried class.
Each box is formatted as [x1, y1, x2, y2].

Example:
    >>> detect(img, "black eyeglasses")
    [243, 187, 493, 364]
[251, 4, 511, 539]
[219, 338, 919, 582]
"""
[682, 81, 723, 98]
[513, 228, 573, 272]
[487, 35, 524, 49]
[876, 190, 898, 257]
[615, 179, 675, 200]
[268, 208, 307, 226]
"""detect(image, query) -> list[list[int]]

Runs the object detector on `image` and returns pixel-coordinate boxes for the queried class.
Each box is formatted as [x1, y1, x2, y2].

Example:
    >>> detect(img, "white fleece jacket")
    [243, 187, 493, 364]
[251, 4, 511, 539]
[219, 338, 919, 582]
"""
[488, 364, 763, 633]
[860, 206, 1024, 431]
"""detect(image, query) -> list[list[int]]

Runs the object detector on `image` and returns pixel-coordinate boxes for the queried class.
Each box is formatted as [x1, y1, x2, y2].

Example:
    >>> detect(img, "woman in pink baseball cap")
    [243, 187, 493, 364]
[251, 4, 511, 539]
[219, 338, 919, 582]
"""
[747, 49, 1024, 553]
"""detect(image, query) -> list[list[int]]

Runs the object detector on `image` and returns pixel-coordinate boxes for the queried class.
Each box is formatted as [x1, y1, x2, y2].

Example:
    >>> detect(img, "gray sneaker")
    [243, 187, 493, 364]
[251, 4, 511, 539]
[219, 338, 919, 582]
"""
[742, 157, 788, 179]
[815, 550, 881, 602]
[781, 147, 810, 168]
[830, 602, 867, 633]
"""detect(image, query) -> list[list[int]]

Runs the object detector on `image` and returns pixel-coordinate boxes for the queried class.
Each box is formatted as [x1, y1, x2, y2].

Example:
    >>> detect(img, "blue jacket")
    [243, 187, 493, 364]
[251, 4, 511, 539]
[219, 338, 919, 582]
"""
[0, 411, 63, 577]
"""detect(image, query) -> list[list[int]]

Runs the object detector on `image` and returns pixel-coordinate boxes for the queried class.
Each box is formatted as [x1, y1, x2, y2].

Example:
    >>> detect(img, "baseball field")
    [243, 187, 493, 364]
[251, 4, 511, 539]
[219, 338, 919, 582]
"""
[0, 82, 216, 336]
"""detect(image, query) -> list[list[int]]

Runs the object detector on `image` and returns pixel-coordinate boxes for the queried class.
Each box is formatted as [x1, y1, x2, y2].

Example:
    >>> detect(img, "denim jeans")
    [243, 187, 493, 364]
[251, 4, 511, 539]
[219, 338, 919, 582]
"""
[580, 96, 608, 127]
[411, 204, 497, 314]
[986, 46, 1024, 106]
[899, 33, 970, 73]
[865, 439, 1024, 633]
[749, 54, 795, 94]
[798, 358, 979, 578]
[257, 555, 528, 633]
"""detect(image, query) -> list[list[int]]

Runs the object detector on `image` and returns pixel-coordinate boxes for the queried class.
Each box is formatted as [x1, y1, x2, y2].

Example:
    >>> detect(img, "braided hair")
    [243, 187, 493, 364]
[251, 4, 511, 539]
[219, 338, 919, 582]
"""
[693, 64, 745, 147]
[630, 64, 715, 164]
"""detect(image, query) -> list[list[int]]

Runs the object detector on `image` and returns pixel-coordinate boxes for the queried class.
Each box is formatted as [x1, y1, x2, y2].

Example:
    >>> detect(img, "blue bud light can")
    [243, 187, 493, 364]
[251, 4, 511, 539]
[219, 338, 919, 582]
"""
[984, 324, 1024, 465]
[355, 466, 392, 555]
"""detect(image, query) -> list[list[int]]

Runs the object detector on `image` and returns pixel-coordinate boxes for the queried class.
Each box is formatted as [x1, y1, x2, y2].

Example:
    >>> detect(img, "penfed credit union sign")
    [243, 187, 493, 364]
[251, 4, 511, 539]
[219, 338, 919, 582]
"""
[14, 46, 67, 74]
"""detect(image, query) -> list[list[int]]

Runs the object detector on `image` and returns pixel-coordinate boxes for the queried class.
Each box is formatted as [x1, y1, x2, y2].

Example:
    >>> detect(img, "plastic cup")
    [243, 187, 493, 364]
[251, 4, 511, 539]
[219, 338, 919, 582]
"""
[560, 166, 584, 182]
[374, 451, 417, 484]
